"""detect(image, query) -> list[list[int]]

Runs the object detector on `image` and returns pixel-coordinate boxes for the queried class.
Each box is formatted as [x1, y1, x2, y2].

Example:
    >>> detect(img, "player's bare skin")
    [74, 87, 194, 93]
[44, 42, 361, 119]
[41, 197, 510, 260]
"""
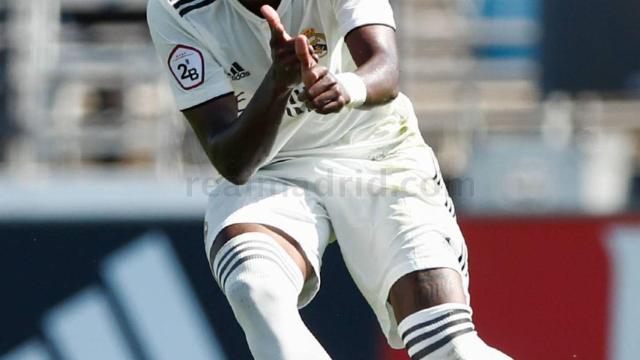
[389, 269, 468, 322]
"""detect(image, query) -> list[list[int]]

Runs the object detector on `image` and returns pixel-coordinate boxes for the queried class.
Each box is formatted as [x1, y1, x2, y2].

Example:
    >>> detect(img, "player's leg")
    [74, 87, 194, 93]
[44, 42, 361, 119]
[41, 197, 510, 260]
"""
[315, 145, 511, 359]
[382, 145, 511, 359]
[389, 269, 511, 360]
[205, 176, 332, 360]
[210, 223, 330, 360]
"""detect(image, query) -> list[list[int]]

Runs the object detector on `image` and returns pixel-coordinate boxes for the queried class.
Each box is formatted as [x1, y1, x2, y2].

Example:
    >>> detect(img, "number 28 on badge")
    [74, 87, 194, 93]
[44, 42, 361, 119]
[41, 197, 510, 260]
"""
[168, 45, 205, 90]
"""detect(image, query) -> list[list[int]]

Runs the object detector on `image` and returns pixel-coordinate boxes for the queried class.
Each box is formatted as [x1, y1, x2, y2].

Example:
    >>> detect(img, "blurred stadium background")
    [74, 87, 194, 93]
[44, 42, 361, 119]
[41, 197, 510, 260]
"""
[1, 0, 639, 359]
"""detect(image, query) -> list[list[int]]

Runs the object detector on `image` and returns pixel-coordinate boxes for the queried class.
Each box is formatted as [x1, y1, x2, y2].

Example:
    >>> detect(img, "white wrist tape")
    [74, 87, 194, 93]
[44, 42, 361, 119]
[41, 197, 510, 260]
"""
[336, 72, 367, 108]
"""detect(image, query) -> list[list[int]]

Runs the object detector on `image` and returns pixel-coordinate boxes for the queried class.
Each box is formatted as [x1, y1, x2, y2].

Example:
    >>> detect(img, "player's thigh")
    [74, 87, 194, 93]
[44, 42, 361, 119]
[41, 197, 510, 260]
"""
[204, 175, 332, 307]
[330, 192, 467, 300]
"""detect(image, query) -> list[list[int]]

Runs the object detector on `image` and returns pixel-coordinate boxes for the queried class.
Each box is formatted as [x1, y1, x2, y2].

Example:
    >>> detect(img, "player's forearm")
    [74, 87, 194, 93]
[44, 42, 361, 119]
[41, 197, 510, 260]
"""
[207, 69, 292, 185]
[344, 25, 400, 107]
[355, 53, 400, 107]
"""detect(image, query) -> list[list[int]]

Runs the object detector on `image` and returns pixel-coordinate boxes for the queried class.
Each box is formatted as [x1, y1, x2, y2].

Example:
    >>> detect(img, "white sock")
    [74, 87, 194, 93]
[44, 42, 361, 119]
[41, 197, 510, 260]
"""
[213, 232, 331, 360]
[397, 303, 512, 360]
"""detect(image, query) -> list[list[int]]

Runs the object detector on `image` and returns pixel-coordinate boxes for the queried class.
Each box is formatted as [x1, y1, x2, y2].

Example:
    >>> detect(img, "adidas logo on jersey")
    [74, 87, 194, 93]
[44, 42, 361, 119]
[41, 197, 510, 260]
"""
[226, 62, 251, 81]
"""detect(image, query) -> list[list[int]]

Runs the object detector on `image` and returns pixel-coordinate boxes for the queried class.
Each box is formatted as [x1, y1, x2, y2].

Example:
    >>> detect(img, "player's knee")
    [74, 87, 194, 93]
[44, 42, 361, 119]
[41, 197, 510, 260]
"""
[225, 275, 282, 311]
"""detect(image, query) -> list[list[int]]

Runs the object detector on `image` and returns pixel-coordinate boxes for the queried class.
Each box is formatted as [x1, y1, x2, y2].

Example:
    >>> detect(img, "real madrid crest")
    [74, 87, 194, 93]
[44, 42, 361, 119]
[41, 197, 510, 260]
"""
[302, 28, 328, 58]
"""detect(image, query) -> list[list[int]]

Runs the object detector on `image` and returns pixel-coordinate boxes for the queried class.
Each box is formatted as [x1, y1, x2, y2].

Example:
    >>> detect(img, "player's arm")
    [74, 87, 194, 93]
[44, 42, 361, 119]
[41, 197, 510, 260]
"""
[183, 77, 289, 186]
[301, 25, 399, 114]
[345, 25, 400, 106]
[301, 0, 400, 113]
[184, 6, 311, 185]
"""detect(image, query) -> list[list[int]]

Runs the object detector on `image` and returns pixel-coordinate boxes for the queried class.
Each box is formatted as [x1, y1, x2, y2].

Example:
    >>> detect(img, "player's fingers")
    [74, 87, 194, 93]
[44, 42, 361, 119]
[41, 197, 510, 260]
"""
[302, 66, 329, 89]
[279, 54, 302, 72]
[316, 99, 346, 114]
[308, 45, 319, 62]
[274, 43, 297, 59]
[295, 35, 315, 70]
[306, 75, 337, 99]
[298, 90, 308, 103]
[274, 49, 300, 67]
[309, 87, 341, 110]
[261, 5, 291, 42]
[261, 5, 282, 33]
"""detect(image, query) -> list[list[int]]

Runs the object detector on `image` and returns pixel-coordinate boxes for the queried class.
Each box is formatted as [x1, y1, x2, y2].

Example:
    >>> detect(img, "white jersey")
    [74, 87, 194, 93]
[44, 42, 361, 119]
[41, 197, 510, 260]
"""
[148, 0, 423, 169]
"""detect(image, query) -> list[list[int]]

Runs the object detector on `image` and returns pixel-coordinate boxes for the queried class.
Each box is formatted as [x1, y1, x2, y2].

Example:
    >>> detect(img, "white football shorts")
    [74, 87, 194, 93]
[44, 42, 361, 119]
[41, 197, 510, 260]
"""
[204, 144, 471, 349]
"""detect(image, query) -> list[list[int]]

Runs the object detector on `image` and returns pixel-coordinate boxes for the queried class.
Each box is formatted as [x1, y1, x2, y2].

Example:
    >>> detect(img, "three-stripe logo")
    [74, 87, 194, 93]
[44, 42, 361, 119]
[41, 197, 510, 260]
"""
[1, 232, 228, 360]
[226, 62, 251, 81]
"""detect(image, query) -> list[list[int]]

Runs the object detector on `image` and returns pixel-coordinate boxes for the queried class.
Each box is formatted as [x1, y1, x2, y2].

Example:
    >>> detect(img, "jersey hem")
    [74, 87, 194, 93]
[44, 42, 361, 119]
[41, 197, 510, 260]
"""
[338, 20, 397, 41]
[179, 91, 235, 111]
[176, 86, 235, 111]
[344, 23, 397, 39]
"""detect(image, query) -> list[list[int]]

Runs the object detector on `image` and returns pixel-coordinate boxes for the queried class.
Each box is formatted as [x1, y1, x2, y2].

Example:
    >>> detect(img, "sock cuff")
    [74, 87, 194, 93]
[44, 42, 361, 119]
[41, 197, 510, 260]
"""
[397, 303, 473, 342]
[212, 232, 274, 270]
[212, 232, 304, 291]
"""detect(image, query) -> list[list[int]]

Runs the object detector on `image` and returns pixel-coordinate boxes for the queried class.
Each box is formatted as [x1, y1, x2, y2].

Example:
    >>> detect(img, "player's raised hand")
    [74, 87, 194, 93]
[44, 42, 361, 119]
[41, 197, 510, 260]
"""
[262, 5, 319, 90]
[261, 5, 299, 89]
[296, 35, 350, 114]
[295, 35, 321, 88]
[261, 5, 291, 43]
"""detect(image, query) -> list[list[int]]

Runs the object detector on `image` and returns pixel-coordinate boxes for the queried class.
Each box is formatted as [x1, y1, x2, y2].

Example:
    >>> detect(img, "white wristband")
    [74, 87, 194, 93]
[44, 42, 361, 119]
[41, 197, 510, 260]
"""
[336, 72, 367, 108]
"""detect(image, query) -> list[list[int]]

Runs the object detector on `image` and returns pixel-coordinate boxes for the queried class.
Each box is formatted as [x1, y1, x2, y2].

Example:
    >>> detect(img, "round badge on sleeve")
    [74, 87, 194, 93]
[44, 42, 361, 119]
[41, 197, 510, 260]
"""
[168, 45, 205, 90]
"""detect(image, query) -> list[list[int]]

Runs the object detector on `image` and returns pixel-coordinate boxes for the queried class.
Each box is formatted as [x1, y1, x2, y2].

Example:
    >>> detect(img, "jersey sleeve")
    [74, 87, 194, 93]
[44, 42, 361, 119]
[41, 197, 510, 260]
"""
[147, 1, 233, 110]
[330, 0, 397, 39]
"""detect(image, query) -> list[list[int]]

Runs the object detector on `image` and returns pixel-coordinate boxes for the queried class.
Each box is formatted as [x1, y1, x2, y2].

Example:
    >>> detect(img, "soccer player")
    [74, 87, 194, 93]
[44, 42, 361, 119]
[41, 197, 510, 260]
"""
[147, 0, 511, 359]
